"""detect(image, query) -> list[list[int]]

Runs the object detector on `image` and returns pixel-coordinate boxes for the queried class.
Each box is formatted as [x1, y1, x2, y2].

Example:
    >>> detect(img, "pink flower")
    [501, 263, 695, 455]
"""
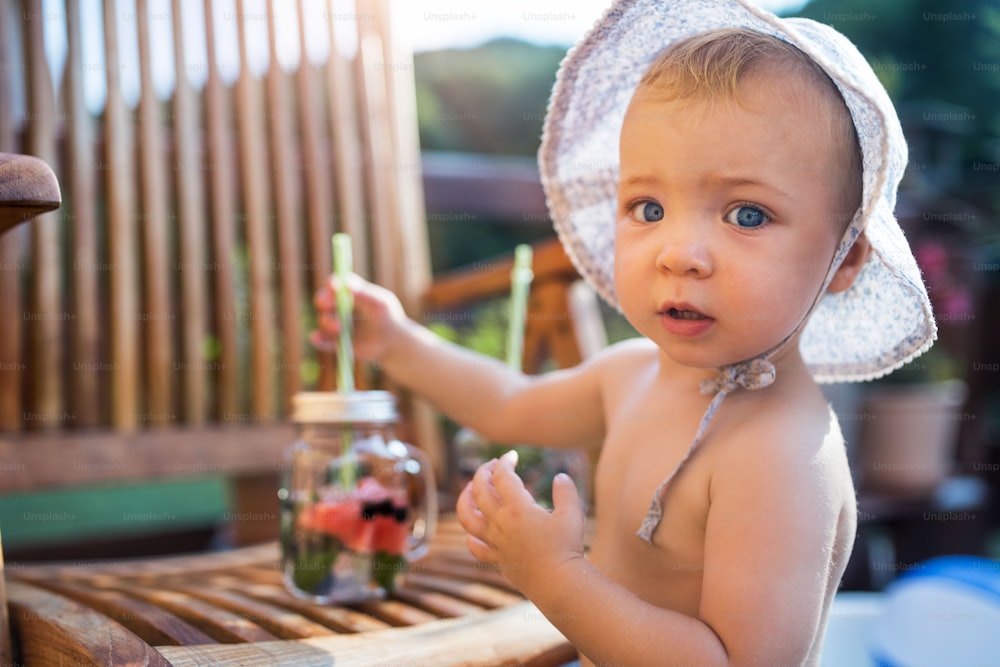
[914, 240, 972, 324]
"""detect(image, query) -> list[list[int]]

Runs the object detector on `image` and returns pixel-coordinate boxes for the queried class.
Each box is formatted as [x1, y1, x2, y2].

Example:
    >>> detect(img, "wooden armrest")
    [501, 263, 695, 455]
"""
[0, 153, 61, 233]
[423, 237, 578, 310]
[156, 601, 575, 667]
[7, 581, 173, 666]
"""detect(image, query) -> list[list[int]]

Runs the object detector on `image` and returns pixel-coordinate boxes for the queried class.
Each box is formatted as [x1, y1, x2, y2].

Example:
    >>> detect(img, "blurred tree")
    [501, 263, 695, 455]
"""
[796, 0, 1000, 205]
[414, 38, 565, 157]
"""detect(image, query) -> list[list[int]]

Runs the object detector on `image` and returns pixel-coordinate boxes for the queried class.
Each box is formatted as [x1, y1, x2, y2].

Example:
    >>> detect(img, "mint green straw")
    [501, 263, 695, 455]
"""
[332, 233, 356, 489]
[506, 244, 534, 370]
[332, 234, 356, 393]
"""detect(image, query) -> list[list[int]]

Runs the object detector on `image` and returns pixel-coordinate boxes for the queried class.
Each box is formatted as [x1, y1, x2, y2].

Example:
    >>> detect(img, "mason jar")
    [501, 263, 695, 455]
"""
[280, 391, 436, 603]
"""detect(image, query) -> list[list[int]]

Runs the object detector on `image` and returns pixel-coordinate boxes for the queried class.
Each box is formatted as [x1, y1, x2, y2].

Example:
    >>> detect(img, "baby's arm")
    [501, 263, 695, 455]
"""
[313, 273, 606, 451]
[461, 456, 729, 665]
[461, 419, 844, 666]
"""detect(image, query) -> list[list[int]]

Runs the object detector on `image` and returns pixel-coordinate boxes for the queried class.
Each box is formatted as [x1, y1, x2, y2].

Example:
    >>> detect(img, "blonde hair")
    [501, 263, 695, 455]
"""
[639, 28, 863, 225]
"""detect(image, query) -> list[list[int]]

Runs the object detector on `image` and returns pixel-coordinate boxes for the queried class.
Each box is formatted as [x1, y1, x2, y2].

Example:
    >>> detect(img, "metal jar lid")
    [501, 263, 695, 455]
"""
[291, 391, 398, 424]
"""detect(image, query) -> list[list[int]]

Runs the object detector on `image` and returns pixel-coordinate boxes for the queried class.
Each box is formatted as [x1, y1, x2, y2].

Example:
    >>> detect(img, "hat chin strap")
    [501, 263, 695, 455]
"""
[637, 219, 860, 543]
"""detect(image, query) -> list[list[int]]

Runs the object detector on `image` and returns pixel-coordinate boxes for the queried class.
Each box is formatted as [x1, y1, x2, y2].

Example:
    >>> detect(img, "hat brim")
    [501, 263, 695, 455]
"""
[538, 0, 936, 383]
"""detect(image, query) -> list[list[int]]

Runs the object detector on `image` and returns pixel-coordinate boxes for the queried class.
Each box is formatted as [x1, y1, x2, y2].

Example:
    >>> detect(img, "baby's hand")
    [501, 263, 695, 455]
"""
[311, 273, 407, 363]
[457, 451, 586, 595]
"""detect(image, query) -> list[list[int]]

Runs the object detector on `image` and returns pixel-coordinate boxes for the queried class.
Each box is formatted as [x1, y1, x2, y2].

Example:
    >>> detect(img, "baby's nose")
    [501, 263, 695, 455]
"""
[655, 230, 712, 276]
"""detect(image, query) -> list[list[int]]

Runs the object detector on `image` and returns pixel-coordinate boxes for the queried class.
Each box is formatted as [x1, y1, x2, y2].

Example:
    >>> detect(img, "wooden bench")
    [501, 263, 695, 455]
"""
[5, 519, 574, 666]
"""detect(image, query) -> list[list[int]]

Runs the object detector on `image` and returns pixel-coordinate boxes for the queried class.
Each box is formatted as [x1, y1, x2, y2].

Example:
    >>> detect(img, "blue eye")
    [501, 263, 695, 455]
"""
[631, 201, 664, 223]
[725, 205, 770, 228]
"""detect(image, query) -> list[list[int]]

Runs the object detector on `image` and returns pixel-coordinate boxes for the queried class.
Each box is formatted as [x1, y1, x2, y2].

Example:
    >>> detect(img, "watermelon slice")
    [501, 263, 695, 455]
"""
[293, 475, 412, 592]
[299, 476, 410, 555]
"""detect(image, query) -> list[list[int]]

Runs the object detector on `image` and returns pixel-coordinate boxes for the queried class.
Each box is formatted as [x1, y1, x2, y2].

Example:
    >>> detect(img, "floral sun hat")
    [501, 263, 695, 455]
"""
[539, 0, 936, 384]
[537, 0, 937, 542]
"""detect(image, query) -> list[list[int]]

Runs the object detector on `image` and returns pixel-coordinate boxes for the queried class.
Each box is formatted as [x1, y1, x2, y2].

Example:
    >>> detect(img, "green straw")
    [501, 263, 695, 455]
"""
[506, 244, 534, 370]
[331, 233, 356, 489]
[332, 234, 356, 393]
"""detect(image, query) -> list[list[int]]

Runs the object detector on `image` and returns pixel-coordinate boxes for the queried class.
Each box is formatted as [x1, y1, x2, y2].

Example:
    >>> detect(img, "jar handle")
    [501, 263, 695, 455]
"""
[402, 442, 437, 561]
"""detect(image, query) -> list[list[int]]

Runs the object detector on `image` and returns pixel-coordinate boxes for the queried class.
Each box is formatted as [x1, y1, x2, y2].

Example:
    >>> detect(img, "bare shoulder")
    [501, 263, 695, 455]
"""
[720, 378, 847, 460]
[709, 377, 856, 515]
[588, 336, 659, 375]
[582, 337, 665, 404]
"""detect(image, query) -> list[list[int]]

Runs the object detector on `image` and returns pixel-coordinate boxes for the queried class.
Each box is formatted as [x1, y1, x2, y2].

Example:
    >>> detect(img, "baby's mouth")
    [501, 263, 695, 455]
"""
[667, 308, 709, 321]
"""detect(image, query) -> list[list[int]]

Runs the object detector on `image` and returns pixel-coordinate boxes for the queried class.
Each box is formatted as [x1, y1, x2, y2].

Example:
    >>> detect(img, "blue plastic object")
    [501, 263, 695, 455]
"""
[870, 556, 1000, 667]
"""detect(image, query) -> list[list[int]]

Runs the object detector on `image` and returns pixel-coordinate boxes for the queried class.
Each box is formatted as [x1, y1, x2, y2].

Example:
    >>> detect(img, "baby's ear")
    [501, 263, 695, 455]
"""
[826, 232, 871, 294]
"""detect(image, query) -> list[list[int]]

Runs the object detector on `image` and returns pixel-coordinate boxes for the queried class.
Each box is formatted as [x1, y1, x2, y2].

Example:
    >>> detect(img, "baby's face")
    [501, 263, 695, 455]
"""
[614, 71, 850, 370]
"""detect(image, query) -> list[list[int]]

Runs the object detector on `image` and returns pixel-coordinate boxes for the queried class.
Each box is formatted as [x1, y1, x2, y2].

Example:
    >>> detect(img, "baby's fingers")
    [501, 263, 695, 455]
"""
[470, 459, 502, 516]
[456, 481, 488, 539]
[314, 272, 359, 309]
[309, 330, 338, 353]
[313, 281, 338, 310]
[492, 454, 533, 504]
[464, 534, 497, 565]
[310, 306, 343, 349]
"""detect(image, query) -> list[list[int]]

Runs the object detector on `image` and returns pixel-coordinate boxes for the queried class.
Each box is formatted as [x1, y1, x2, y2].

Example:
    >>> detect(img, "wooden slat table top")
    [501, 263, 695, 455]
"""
[5, 520, 575, 666]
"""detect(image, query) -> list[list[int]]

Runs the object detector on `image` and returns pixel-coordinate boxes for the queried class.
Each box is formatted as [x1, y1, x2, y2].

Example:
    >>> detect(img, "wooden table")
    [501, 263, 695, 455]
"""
[5, 521, 575, 666]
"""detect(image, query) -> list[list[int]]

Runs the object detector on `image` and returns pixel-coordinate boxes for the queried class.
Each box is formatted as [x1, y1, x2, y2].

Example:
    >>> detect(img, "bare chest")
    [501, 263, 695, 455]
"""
[588, 393, 715, 613]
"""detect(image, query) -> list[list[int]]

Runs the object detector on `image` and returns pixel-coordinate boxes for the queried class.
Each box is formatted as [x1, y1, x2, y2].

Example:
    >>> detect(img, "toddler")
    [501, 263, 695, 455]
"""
[314, 1, 936, 664]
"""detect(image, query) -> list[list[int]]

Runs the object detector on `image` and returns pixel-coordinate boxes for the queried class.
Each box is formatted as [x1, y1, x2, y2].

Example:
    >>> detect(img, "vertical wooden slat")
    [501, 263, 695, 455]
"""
[171, 0, 207, 424]
[296, 0, 331, 291]
[324, 0, 367, 277]
[0, 0, 17, 657]
[373, 0, 431, 315]
[352, 0, 398, 393]
[361, 1, 438, 467]
[64, 0, 101, 427]
[235, 0, 275, 420]
[0, 0, 27, 430]
[265, 0, 303, 409]
[202, 0, 239, 420]
[135, 0, 175, 426]
[0, 0, 18, 149]
[24, 0, 63, 428]
[298, 0, 334, 390]
[354, 6, 397, 293]
[364, 0, 445, 479]
[104, 0, 140, 430]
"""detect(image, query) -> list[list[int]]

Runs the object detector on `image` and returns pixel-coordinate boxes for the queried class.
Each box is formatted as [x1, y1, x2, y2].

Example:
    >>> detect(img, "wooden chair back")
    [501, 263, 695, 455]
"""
[1, 0, 433, 429]
[0, 0, 444, 545]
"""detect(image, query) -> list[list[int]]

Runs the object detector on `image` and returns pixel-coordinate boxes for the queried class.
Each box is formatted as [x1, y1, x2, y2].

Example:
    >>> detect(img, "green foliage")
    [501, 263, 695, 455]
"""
[600, 300, 641, 346]
[201, 334, 222, 362]
[796, 0, 1000, 171]
[874, 345, 964, 384]
[414, 38, 566, 157]
[427, 299, 509, 361]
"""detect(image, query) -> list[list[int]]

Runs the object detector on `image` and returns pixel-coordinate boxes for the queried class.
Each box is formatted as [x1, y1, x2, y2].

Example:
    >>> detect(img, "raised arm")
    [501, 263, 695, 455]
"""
[313, 273, 607, 452]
